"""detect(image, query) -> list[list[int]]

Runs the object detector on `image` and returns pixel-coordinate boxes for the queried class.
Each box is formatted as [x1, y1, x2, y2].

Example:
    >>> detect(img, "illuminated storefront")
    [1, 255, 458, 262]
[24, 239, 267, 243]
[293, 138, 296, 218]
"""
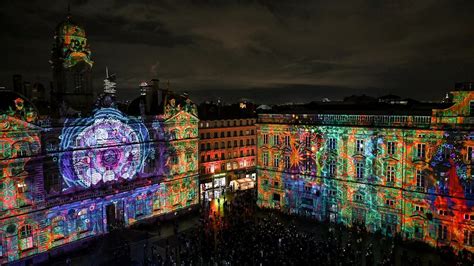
[257, 87, 474, 252]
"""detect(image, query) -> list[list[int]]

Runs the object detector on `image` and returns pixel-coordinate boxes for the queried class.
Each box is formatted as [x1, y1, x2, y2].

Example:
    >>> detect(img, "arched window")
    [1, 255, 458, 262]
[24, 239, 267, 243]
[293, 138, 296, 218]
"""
[19, 225, 34, 250]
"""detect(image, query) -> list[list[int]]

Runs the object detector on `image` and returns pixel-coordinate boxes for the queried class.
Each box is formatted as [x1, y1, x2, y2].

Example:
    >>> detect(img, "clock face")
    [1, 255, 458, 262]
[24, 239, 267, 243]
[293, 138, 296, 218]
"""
[59, 108, 150, 190]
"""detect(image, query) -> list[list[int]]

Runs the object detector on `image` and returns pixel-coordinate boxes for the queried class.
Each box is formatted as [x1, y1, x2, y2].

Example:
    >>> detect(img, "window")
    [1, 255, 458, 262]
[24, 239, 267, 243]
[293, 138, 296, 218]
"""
[415, 205, 425, 213]
[328, 160, 336, 177]
[263, 134, 269, 144]
[414, 225, 423, 239]
[240, 140, 243, 147]
[77, 209, 90, 232]
[201, 155, 204, 162]
[355, 194, 363, 202]
[438, 209, 449, 216]
[416, 170, 425, 189]
[207, 155, 210, 161]
[470, 101, 474, 116]
[240, 130, 243, 136]
[263, 153, 269, 167]
[227, 141, 231, 148]
[227, 132, 231, 137]
[416, 143, 426, 159]
[136, 198, 145, 217]
[385, 199, 395, 206]
[284, 135, 290, 146]
[356, 139, 364, 154]
[44, 172, 61, 193]
[305, 135, 311, 147]
[214, 132, 218, 138]
[467, 147, 473, 162]
[327, 138, 337, 150]
[153, 193, 161, 211]
[221, 153, 225, 160]
[305, 159, 311, 171]
[234, 140, 237, 147]
[214, 142, 218, 149]
[273, 193, 280, 202]
[17, 181, 28, 193]
[356, 162, 364, 179]
[206, 143, 210, 150]
[214, 154, 218, 160]
[273, 155, 280, 168]
[387, 141, 396, 156]
[19, 225, 34, 250]
[246, 139, 250, 146]
[52, 217, 66, 240]
[221, 142, 225, 149]
[240, 150, 243, 157]
[200, 144, 205, 150]
[438, 224, 448, 240]
[284, 155, 290, 169]
[220, 132, 225, 138]
[464, 230, 474, 246]
[206, 133, 210, 138]
[273, 135, 280, 145]
[386, 166, 395, 183]
[234, 131, 237, 136]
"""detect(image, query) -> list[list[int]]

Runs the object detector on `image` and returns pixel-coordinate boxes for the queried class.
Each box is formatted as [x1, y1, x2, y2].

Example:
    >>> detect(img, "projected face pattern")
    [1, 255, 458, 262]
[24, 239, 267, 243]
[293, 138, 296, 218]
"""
[60, 108, 149, 189]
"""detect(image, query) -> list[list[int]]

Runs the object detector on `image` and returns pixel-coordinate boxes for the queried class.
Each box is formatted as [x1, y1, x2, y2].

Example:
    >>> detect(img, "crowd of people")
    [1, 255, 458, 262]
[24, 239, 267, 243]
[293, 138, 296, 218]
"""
[56, 189, 473, 265]
[145, 189, 471, 266]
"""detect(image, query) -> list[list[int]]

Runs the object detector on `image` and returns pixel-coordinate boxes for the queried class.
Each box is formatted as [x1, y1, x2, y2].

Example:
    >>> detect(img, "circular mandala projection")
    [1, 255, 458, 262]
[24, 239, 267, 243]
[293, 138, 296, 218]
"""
[59, 108, 150, 189]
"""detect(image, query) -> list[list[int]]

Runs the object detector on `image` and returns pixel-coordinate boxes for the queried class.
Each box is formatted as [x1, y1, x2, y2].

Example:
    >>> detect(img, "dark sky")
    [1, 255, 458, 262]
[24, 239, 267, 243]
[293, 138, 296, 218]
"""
[1, 0, 474, 103]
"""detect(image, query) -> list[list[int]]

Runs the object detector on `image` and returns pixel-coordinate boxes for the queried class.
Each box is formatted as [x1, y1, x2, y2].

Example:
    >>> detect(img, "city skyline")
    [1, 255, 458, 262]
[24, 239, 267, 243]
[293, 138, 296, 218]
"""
[1, 0, 474, 103]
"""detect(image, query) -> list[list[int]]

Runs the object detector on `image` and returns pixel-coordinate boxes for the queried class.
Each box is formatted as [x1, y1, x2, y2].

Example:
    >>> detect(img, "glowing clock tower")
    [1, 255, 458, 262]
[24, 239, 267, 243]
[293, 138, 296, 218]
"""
[51, 10, 94, 113]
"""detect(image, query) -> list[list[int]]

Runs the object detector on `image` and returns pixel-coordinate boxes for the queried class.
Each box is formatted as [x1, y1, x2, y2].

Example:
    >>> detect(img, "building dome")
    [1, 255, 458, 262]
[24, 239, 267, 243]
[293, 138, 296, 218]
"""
[55, 13, 86, 38]
[52, 12, 93, 69]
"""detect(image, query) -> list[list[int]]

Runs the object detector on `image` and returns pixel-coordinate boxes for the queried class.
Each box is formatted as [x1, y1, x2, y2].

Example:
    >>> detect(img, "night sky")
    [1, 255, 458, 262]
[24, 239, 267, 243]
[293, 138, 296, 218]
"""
[1, 0, 474, 103]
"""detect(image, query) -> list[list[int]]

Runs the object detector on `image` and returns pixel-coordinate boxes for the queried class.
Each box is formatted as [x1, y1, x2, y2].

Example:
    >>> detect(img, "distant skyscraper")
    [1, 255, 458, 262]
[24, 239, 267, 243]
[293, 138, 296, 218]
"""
[50, 9, 94, 112]
[103, 67, 117, 95]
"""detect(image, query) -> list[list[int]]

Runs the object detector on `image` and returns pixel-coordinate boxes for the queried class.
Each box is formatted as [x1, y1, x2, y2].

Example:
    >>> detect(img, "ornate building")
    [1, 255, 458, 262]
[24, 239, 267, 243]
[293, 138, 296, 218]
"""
[50, 11, 94, 113]
[0, 83, 199, 264]
[0, 12, 199, 264]
[198, 118, 257, 201]
[257, 85, 474, 252]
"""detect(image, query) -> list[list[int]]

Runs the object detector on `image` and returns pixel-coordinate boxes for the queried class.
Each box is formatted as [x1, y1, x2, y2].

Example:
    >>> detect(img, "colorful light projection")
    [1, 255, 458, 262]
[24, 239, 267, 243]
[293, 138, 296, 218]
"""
[58, 20, 93, 68]
[59, 108, 150, 189]
[257, 119, 474, 252]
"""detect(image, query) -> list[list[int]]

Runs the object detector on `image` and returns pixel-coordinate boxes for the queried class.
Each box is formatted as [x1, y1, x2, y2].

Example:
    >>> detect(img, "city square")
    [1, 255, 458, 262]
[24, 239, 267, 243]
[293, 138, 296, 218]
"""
[1, 1, 474, 265]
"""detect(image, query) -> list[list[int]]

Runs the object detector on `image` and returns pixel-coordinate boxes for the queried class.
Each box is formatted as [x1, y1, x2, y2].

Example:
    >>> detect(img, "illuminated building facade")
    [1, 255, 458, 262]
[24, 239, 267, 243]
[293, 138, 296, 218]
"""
[199, 117, 257, 201]
[0, 84, 199, 263]
[50, 11, 94, 112]
[257, 86, 474, 252]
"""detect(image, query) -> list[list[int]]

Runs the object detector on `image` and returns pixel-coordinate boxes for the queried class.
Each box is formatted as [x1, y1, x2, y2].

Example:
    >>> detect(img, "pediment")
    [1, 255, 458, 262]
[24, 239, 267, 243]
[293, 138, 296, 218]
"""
[0, 115, 41, 132]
